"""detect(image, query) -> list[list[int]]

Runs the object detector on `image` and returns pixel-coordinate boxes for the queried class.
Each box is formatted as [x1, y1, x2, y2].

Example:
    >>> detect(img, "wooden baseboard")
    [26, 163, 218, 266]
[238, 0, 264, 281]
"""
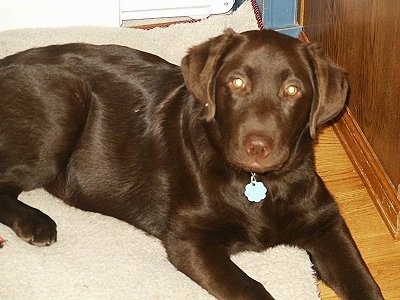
[333, 108, 400, 240]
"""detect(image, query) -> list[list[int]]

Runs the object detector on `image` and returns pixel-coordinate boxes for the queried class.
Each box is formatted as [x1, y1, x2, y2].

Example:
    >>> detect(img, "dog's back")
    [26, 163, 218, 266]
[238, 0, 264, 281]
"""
[0, 44, 186, 237]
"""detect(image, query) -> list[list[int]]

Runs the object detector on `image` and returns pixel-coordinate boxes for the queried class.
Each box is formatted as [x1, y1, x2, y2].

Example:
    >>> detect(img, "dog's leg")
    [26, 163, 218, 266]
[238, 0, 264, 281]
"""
[305, 224, 383, 300]
[0, 191, 57, 246]
[164, 237, 274, 299]
[0, 65, 91, 246]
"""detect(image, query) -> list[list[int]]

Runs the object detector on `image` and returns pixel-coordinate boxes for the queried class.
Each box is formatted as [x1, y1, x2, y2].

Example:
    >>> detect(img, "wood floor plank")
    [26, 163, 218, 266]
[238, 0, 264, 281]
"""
[314, 126, 400, 299]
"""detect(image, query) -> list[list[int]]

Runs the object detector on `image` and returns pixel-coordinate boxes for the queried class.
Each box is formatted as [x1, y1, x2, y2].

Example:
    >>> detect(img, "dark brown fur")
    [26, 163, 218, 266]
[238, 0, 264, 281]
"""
[0, 29, 383, 299]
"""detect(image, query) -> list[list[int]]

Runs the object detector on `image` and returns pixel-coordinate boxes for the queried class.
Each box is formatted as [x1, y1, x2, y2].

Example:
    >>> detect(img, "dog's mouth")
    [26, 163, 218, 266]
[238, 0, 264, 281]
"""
[224, 134, 291, 174]
[229, 160, 285, 174]
[226, 151, 289, 174]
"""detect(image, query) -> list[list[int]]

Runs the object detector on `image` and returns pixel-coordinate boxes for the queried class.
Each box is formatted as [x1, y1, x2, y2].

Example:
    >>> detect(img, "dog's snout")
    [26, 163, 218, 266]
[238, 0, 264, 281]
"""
[244, 134, 271, 159]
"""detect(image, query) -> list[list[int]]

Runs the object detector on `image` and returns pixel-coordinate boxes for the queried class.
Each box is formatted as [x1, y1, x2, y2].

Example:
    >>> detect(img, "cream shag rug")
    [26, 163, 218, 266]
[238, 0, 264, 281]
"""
[0, 2, 320, 299]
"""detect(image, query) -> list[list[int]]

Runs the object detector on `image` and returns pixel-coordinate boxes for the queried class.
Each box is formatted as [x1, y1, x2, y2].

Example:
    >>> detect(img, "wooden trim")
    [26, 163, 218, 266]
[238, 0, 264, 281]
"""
[299, 30, 309, 43]
[297, 0, 305, 26]
[333, 108, 400, 240]
[128, 20, 197, 30]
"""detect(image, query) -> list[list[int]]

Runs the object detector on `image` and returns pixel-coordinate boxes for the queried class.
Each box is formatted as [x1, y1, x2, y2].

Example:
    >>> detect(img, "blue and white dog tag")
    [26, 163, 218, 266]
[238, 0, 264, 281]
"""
[244, 173, 267, 202]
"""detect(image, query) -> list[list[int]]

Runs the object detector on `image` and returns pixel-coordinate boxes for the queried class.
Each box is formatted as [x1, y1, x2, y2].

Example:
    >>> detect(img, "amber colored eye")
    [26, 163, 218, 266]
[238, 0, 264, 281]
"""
[231, 78, 246, 89]
[285, 85, 298, 96]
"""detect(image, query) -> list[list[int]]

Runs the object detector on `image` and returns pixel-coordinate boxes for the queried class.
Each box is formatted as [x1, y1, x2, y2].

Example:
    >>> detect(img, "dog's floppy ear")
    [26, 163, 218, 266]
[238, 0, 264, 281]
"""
[181, 28, 239, 121]
[308, 43, 349, 138]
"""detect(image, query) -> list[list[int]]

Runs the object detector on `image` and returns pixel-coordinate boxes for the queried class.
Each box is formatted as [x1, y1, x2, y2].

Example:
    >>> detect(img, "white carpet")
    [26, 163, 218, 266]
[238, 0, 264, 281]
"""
[0, 2, 320, 299]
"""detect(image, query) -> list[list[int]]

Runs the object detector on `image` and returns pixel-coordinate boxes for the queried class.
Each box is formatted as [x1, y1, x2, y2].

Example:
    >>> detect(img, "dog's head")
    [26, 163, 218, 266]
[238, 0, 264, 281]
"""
[181, 29, 348, 173]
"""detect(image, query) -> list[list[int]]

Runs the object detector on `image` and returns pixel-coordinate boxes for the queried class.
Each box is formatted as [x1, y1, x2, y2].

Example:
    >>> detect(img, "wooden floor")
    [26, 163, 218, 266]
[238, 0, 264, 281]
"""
[315, 126, 400, 299]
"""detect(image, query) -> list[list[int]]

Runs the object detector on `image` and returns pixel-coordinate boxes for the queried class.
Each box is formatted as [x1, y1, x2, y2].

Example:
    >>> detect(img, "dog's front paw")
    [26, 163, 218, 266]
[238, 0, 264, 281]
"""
[13, 210, 57, 246]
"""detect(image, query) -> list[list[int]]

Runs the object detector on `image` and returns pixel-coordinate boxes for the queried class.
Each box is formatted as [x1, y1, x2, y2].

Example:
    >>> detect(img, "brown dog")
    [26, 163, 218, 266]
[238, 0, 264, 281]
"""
[0, 29, 383, 299]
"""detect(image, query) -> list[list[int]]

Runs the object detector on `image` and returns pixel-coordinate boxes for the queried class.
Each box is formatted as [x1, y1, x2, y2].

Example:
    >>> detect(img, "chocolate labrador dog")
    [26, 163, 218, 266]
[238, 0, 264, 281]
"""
[0, 29, 383, 299]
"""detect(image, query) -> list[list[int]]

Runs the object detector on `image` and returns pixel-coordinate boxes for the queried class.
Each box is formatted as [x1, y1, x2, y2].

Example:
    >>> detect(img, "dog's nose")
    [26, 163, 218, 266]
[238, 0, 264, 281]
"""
[244, 134, 271, 158]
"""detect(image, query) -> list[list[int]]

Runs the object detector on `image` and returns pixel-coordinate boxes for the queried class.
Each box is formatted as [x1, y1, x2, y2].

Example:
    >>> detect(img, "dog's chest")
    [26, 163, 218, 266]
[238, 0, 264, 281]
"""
[168, 179, 278, 253]
[218, 203, 277, 254]
[210, 185, 279, 253]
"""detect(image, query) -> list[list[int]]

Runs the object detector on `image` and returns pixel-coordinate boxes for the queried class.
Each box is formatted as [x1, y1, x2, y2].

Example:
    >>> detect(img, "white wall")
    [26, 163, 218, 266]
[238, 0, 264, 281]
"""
[0, 0, 120, 32]
[0, 0, 236, 32]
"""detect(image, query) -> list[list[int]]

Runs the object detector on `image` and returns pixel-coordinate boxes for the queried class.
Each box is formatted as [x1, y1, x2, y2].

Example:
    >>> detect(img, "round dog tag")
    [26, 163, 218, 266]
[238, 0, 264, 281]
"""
[244, 173, 267, 202]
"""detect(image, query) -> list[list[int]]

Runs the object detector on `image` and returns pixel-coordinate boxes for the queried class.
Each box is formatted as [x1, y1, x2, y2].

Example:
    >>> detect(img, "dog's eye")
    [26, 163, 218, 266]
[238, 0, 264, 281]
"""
[284, 85, 299, 96]
[231, 78, 246, 89]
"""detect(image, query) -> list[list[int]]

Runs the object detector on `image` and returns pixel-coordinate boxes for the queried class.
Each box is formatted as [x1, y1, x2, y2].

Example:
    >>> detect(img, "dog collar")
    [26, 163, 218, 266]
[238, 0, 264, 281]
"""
[244, 173, 267, 202]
